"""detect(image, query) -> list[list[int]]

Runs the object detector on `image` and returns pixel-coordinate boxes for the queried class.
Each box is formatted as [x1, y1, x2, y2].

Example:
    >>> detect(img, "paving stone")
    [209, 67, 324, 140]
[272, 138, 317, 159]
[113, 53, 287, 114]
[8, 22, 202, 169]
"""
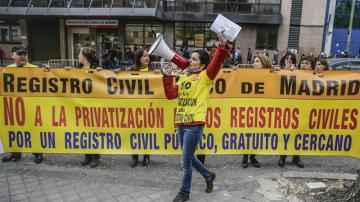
[78, 191, 94, 199]
[64, 195, 81, 202]
[46, 193, 62, 201]
[241, 192, 266, 202]
[9, 184, 25, 191]
[136, 196, 151, 202]
[102, 199, 118, 202]
[11, 193, 28, 201]
[306, 182, 327, 191]
[149, 192, 162, 200]
[11, 188, 27, 195]
[116, 194, 134, 201]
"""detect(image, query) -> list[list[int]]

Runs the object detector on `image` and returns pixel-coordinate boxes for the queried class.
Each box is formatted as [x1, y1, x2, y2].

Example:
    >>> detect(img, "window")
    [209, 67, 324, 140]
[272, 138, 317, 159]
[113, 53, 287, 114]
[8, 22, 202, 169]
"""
[334, 0, 360, 28]
[125, 22, 163, 49]
[174, 22, 218, 51]
[256, 27, 278, 50]
[0, 25, 21, 42]
[133, 31, 139, 38]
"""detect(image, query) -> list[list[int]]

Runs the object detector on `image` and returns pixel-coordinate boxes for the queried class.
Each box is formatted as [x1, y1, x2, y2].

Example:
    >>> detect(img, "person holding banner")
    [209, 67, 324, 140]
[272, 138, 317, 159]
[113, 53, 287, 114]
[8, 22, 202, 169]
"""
[162, 31, 228, 202]
[130, 47, 152, 167]
[298, 56, 315, 70]
[278, 53, 304, 168]
[241, 54, 272, 168]
[73, 47, 102, 168]
[280, 52, 297, 70]
[315, 58, 329, 77]
[1, 45, 43, 164]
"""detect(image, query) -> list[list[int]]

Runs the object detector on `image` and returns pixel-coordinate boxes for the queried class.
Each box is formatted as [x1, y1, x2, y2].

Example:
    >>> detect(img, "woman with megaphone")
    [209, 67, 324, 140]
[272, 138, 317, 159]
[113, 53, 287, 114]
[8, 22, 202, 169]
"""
[156, 30, 228, 202]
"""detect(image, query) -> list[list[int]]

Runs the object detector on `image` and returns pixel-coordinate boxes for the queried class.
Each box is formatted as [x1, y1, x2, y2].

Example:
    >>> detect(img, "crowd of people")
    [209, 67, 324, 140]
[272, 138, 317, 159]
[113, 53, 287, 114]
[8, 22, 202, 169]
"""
[0, 40, 343, 202]
[0, 44, 333, 167]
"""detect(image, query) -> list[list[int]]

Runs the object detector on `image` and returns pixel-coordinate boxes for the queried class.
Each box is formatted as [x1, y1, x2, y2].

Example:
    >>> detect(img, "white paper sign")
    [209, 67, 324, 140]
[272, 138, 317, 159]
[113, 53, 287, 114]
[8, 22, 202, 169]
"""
[210, 14, 241, 42]
[0, 139, 4, 154]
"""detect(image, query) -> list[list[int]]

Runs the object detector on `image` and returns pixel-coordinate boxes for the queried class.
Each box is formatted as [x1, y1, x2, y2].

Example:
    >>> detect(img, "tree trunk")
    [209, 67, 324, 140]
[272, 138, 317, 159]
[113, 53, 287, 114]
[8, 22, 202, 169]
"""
[342, 170, 360, 202]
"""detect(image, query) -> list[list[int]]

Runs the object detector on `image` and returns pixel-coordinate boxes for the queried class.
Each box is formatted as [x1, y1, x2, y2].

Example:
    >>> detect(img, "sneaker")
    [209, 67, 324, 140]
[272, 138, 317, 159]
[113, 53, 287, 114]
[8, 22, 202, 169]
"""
[205, 173, 216, 193]
[172, 192, 189, 202]
[250, 157, 260, 168]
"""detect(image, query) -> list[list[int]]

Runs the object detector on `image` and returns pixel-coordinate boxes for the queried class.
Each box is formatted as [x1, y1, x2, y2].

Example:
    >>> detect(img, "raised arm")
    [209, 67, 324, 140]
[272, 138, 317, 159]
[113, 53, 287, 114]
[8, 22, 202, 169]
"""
[206, 46, 229, 80]
[206, 31, 229, 80]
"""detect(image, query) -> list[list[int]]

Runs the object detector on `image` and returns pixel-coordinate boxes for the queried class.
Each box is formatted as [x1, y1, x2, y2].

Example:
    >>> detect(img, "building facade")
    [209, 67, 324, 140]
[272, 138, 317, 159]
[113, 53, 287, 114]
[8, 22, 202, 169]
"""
[0, 0, 329, 64]
[323, 0, 360, 58]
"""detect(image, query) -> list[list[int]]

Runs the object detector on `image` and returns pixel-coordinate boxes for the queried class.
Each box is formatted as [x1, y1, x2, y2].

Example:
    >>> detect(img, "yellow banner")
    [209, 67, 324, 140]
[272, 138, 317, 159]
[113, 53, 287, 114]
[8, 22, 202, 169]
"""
[1, 68, 359, 157]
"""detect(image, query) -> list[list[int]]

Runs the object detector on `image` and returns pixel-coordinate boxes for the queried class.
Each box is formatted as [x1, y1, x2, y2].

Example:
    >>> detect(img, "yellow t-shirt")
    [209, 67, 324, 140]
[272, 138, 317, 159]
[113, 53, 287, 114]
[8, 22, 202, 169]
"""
[7, 63, 38, 68]
[175, 70, 212, 124]
[139, 66, 149, 72]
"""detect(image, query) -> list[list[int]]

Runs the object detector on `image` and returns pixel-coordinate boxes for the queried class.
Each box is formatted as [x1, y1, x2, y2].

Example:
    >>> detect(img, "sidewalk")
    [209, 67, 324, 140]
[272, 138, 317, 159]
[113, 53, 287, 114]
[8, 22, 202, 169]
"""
[0, 154, 359, 202]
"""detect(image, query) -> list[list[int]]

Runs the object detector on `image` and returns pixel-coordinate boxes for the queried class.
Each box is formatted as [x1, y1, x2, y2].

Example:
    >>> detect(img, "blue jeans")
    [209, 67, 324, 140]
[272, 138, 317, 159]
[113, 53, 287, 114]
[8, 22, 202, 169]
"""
[178, 125, 213, 195]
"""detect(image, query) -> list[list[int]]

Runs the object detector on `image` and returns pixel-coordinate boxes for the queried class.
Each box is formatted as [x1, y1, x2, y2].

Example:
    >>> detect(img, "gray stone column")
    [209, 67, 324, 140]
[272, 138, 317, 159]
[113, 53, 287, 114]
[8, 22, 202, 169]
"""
[59, 19, 66, 59]
[118, 20, 126, 53]
[19, 19, 28, 46]
[163, 22, 174, 49]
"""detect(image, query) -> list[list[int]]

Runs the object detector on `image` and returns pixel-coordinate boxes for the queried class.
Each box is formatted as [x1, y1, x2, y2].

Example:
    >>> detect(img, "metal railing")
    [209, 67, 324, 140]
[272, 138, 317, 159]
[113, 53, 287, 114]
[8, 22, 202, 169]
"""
[48, 59, 79, 68]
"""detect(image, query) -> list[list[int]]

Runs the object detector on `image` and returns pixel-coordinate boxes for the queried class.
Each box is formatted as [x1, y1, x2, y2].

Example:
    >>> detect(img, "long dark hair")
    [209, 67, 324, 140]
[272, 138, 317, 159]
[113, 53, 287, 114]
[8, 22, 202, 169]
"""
[79, 47, 99, 69]
[133, 47, 150, 71]
[280, 52, 297, 68]
[193, 49, 210, 69]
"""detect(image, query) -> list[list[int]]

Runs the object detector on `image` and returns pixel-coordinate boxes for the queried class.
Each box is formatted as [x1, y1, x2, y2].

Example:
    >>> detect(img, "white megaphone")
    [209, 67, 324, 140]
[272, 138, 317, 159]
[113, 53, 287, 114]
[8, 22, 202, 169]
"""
[149, 34, 189, 70]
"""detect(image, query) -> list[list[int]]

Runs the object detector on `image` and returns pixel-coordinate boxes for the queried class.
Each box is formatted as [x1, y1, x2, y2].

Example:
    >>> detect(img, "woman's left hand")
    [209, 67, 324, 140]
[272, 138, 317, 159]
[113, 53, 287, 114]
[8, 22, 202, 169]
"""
[217, 29, 227, 48]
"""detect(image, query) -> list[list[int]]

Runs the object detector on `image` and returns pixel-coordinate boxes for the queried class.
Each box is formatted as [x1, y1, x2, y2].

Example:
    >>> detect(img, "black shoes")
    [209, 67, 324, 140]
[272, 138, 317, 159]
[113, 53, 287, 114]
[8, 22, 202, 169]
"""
[81, 155, 91, 166]
[278, 156, 304, 168]
[278, 157, 286, 167]
[131, 155, 150, 167]
[131, 158, 138, 168]
[205, 173, 216, 193]
[1, 153, 21, 162]
[250, 157, 260, 168]
[142, 155, 150, 167]
[173, 192, 189, 202]
[172, 173, 214, 202]
[89, 158, 99, 168]
[242, 158, 248, 168]
[81, 154, 100, 168]
[242, 155, 260, 168]
[293, 157, 304, 168]
[1, 153, 43, 164]
[34, 154, 43, 164]
[131, 155, 138, 168]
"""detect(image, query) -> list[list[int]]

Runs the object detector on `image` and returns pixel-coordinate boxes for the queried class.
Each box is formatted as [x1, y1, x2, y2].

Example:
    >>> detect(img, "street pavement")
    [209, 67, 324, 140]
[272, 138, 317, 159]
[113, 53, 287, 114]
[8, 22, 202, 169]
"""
[0, 154, 359, 202]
